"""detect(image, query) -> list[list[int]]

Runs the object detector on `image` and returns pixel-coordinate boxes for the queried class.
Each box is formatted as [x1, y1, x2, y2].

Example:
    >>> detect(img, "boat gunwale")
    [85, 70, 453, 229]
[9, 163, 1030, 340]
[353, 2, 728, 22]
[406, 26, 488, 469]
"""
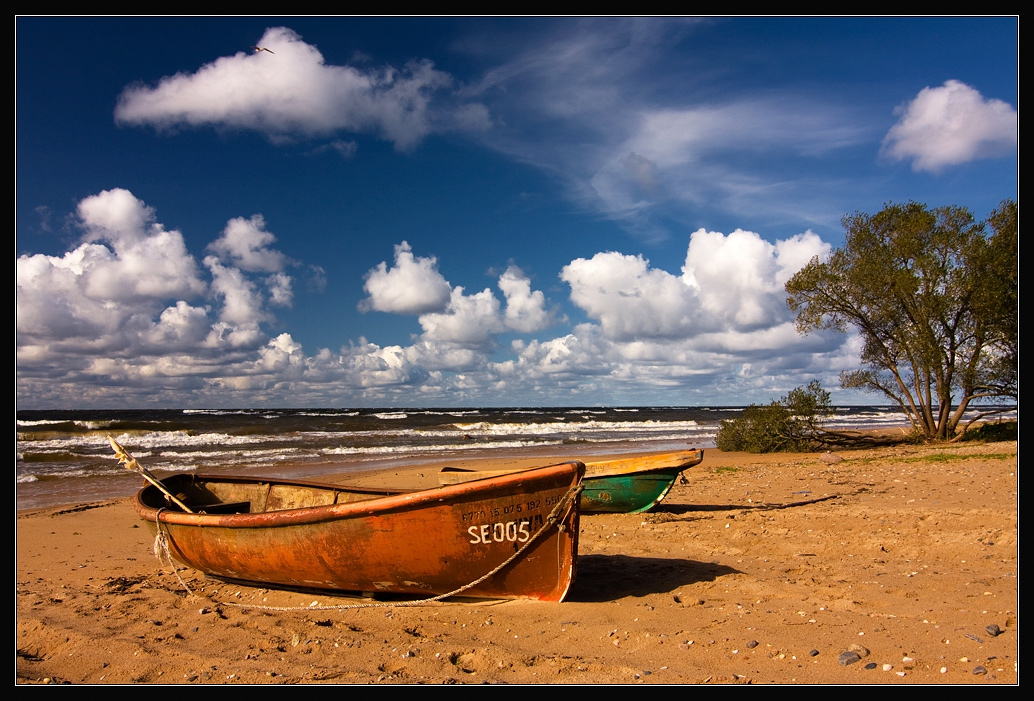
[582, 449, 703, 477]
[135, 461, 585, 529]
[438, 449, 703, 484]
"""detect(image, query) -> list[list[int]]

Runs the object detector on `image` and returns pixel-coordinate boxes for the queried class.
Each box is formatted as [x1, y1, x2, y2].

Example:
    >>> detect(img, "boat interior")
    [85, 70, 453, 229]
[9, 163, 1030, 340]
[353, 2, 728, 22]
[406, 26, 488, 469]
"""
[139, 473, 399, 515]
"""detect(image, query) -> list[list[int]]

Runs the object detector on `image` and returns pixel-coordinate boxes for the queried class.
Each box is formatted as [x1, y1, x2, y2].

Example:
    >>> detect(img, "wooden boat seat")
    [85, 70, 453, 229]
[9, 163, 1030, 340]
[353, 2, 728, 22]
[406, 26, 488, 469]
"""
[194, 501, 251, 514]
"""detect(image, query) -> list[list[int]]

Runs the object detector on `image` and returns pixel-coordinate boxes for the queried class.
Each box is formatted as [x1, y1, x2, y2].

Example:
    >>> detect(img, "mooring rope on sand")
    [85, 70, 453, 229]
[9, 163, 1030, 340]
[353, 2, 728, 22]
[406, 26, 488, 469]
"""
[152, 508, 195, 596]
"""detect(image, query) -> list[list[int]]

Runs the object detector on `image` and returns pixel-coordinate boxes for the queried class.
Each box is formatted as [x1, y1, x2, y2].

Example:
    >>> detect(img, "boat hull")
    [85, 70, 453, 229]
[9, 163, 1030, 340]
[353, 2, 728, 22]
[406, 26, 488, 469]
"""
[580, 471, 680, 513]
[133, 462, 583, 602]
[439, 450, 704, 514]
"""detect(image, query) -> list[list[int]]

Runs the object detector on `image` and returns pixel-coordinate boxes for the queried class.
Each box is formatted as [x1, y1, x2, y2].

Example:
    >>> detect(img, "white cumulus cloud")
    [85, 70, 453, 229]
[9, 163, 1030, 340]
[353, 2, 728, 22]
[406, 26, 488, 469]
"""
[360, 241, 453, 314]
[682, 228, 829, 330]
[562, 251, 697, 340]
[882, 80, 1017, 173]
[207, 214, 288, 273]
[418, 287, 505, 346]
[562, 228, 830, 342]
[76, 188, 207, 301]
[114, 26, 490, 151]
[498, 265, 562, 333]
[17, 189, 300, 397]
[17, 187, 858, 407]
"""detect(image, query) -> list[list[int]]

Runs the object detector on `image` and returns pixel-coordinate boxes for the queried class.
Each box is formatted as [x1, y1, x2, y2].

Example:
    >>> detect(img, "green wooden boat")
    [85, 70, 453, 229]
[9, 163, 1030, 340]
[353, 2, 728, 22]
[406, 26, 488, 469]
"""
[439, 449, 704, 514]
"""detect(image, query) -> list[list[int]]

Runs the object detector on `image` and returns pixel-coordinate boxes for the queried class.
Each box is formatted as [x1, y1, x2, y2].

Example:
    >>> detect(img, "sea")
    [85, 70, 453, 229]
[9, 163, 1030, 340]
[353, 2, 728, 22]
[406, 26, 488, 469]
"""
[15, 405, 1012, 511]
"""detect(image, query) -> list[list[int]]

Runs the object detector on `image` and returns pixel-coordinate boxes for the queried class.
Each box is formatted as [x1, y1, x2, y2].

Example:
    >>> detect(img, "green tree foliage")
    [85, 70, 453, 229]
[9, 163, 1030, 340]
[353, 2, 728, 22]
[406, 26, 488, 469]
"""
[785, 200, 1017, 441]
[976, 201, 1018, 402]
[716, 381, 833, 453]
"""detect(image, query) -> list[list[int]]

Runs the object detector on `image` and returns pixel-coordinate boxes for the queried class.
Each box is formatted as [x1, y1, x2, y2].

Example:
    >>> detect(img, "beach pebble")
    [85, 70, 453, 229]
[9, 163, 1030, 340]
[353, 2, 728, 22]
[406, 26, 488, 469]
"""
[746, 640, 759, 649]
[986, 624, 1002, 637]
[864, 662, 877, 670]
[973, 666, 988, 675]
[821, 452, 844, 464]
[848, 643, 870, 657]
[838, 651, 862, 666]
[809, 649, 819, 657]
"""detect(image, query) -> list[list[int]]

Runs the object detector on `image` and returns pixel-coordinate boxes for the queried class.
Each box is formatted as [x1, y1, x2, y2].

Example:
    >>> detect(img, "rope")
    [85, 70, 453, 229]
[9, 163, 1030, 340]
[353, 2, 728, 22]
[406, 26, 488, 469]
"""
[220, 481, 584, 612]
[152, 508, 195, 596]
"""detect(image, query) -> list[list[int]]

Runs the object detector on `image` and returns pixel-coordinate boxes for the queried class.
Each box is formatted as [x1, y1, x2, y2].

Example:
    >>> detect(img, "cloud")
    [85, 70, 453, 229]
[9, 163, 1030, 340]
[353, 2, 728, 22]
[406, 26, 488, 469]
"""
[404, 339, 485, 373]
[498, 265, 563, 333]
[309, 139, 358, 159]
[417, 287, 505, 347]
[364, 257, 562, 353]
[360, 241, 453, 314]
[75, 188, 207, 301]
[464, 19, 869, 241]
[207, 214, 288, 273]
[114, 27, 489, 151]
[17, 187, 856, 407]
[561, 228, 830, 341]
[586, 100, 868, 237]
[882, 80, 1017, 173]
[17, 189, 297, 389]
[340, 340, 417, 387]
[682, 228, 829, 330]
[512, 326, 615, 379]
[266, 272, 294, 307]
[561, 251, 698, 340]
[204, 256, 270, 330]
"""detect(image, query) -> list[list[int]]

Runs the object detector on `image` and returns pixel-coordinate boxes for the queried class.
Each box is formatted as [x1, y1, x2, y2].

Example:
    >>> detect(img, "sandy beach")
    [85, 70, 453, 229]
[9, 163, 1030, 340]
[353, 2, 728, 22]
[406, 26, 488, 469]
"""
[17, 439, 1017, 685]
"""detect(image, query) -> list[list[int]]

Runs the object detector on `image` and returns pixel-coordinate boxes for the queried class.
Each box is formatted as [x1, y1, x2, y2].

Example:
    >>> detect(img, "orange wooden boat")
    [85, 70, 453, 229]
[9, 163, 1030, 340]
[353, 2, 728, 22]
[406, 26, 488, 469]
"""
[129, 461, 584, 602]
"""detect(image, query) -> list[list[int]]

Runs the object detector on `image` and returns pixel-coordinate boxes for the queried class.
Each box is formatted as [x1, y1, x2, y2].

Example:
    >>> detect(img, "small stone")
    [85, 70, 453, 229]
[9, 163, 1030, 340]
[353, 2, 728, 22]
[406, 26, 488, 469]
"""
[972, 666, 988, 675]
[820, 452, 844, 464]
[847, 643, 870, 657]
[986, 624, 1002, 637]
[864, 662, 877, 670]
[746, 640, 759, 649]
[838, 651, 862, 666]
[809, 649, 819, 657]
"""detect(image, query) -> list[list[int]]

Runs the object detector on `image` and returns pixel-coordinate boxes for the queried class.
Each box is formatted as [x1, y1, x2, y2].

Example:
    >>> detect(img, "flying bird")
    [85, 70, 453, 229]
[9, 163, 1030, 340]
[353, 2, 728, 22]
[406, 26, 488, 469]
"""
[252, 46, 274, 54]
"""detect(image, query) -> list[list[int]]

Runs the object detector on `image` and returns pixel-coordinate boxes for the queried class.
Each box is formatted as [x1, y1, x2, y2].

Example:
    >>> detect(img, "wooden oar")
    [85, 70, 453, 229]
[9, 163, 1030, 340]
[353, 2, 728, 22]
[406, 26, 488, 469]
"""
[107, 436, 195, 514]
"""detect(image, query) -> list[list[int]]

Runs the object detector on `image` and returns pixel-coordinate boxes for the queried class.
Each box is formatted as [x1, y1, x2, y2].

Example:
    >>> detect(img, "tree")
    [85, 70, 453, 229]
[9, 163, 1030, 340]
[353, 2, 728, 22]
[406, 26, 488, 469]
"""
[975, 200, 1018, 404]
[785, 200, 1017, 441]
[716, 381, 833, 453]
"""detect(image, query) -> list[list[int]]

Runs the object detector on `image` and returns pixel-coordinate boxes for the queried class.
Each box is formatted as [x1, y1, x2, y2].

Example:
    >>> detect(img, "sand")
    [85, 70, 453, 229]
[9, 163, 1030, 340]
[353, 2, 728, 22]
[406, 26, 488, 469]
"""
[17, 440, 1017, 685]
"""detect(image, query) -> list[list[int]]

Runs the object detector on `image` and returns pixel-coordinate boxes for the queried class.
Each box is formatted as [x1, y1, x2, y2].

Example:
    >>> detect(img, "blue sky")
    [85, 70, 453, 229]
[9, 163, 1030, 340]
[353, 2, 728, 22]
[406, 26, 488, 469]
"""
[16, 17, 1017, 409]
